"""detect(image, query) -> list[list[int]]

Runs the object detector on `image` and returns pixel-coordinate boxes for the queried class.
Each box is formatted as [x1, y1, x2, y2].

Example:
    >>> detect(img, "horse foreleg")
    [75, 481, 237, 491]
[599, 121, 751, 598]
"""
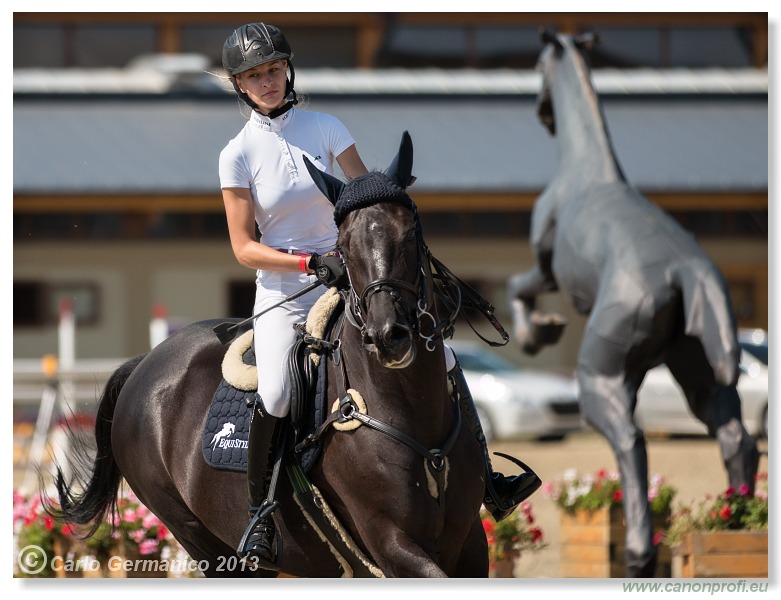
[507, 267, 564, 355]
[451, 516, 489, 577]
[579, 369, 656, 578]
[367, 528, 448, 577]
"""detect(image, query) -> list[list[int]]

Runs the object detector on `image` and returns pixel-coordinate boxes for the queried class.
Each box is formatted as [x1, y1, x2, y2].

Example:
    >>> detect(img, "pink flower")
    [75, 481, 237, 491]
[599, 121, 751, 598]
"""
[738, 483, 751, 497]
[138, 539, 159, 555]
[142, 513, 161, 529]
[131, 529, 146, 543]
[123, 508, 138, 523]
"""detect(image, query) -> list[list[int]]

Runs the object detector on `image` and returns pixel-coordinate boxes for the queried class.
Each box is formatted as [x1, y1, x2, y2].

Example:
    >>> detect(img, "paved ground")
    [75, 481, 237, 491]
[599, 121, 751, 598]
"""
[488, 431, 769, 579]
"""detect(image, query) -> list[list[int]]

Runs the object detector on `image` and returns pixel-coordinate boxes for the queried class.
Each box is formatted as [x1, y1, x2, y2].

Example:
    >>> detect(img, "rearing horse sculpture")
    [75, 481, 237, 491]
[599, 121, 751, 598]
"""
[507, 30, 760, 577]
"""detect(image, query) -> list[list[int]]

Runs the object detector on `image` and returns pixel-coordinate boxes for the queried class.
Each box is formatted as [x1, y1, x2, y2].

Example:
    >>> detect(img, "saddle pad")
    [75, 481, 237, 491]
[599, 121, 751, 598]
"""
[201, 343, 255, 472]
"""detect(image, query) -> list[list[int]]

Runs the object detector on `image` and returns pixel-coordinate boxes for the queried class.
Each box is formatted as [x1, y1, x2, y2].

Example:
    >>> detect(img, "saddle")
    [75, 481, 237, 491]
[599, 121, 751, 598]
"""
[201, 288, 342, 474]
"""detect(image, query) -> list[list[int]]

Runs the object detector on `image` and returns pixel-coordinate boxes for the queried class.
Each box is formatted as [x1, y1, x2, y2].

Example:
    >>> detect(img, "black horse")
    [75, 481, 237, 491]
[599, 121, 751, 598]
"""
[507, 31, 760, 577]
[49, 133, 489, 577]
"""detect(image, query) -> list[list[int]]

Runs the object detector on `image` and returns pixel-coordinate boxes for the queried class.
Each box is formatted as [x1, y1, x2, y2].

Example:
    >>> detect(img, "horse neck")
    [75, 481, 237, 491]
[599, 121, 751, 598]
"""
[552, 52, 626, 182]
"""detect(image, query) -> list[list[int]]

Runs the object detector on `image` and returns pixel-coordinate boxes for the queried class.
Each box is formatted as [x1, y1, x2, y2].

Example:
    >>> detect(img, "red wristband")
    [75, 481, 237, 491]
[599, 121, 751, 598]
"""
[299, 255, 310, 273]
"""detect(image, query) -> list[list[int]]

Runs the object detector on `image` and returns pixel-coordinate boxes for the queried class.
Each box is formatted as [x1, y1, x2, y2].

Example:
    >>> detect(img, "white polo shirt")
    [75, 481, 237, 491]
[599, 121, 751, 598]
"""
[219, 107, 355, 253]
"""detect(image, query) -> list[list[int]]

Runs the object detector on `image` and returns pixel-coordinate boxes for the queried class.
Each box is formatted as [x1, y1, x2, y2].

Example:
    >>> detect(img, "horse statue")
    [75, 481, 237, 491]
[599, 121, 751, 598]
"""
[48, 132, 493, 577]
[507, 30, 760, 577]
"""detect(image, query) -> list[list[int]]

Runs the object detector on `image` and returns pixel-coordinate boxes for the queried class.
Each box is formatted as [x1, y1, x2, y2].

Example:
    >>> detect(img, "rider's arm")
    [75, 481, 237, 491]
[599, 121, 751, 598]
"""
[222, 187, 312, 273]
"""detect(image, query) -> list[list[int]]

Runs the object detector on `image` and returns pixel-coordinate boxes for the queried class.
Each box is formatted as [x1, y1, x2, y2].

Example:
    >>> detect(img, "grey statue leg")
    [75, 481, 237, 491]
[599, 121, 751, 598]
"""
[506, 269, 566, 355]
[577, 329, 656, 578]
[665, 344, 760, 493]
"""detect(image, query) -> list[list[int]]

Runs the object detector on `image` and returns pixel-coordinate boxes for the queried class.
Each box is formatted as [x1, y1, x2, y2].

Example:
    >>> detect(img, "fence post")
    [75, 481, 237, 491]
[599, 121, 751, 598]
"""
[150, 303, 169, 349]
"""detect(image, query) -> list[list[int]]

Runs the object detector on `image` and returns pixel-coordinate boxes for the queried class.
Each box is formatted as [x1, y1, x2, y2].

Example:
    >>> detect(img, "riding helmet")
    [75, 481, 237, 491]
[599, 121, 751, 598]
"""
[222, 23, 293, 76]
[222, 23, 298, 116]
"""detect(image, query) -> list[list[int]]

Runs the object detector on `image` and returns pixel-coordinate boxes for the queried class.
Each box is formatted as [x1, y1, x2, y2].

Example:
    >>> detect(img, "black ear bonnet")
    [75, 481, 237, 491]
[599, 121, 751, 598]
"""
[333, 172, 416, 226]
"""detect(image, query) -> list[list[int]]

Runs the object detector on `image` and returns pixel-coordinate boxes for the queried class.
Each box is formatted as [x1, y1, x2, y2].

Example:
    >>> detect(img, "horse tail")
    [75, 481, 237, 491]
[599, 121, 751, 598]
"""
[46, 353, 147, 536]
[670, 259, 740, 386]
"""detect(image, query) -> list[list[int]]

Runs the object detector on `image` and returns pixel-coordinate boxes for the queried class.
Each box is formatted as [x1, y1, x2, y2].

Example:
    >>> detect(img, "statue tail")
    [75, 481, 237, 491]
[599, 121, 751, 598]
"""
[670, 259, 741, 387]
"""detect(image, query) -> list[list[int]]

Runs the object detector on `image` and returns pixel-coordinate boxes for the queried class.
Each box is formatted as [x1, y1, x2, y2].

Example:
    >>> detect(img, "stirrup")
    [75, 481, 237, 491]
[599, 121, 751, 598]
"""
[236, 502, 280, 572]
[483, 453, 542, 522]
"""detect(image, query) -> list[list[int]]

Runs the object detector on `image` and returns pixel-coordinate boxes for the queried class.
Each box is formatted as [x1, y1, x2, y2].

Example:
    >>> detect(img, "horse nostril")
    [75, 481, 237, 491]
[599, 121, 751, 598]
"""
[383, 323, 410, 346]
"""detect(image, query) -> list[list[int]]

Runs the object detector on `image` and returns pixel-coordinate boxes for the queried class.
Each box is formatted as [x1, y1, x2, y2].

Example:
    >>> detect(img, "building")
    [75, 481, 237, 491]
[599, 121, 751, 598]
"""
[13, 12, 768, 376]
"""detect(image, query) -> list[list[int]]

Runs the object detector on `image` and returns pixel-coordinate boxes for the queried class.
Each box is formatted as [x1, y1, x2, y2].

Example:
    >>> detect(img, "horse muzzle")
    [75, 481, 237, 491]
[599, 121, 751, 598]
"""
[362, 319, 416, 369]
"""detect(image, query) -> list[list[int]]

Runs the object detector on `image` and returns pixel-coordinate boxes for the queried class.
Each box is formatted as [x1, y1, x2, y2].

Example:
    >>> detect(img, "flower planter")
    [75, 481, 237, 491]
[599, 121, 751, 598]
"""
[672, 531, 768, 578]
[559, 506, 671, 577]
[490, 548, 520, 578]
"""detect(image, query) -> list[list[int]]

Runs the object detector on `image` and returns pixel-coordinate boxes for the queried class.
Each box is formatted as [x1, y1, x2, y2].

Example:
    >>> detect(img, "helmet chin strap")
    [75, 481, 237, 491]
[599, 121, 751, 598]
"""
[266, 95, 298, 119]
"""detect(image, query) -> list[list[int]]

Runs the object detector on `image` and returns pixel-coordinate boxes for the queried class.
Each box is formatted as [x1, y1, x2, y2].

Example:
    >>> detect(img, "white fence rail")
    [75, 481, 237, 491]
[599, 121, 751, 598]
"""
[13, 358, 128, 408]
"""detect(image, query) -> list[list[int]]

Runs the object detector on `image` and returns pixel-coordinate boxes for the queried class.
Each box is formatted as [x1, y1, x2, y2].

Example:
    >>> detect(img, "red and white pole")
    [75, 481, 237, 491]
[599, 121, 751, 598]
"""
[150, 303, 169, 349]
[58, 298, 75, 371]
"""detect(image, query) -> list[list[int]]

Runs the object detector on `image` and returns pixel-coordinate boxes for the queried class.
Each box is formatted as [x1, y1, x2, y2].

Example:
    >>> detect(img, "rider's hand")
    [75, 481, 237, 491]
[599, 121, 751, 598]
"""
[308, 253, 348, 289]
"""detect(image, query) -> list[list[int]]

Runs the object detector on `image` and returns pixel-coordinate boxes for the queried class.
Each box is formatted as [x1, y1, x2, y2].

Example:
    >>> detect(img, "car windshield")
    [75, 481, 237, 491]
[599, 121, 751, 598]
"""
[740, 341, 768, 365]
[456, 350, 517, 373]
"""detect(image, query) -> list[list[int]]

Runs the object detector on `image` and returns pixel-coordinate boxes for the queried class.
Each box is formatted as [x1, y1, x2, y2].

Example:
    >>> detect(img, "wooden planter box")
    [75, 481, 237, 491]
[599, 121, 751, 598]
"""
[672, 531, 768, 578]
[560, 506, 671, 578]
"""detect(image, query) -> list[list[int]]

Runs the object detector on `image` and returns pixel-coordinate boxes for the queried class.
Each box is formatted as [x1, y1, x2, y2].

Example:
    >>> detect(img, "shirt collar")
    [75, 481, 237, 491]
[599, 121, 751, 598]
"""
[251, 107, 295, 133]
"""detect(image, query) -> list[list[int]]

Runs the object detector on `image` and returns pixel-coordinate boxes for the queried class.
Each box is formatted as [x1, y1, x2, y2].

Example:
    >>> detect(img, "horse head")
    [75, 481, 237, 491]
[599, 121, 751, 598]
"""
[536, 29, 600, 136]
[305, 132, 426, 369]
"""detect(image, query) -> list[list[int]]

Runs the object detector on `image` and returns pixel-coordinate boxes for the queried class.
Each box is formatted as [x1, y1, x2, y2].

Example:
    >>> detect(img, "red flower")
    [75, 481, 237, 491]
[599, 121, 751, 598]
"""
[653, 532, 663, 546]
[482, 518, 495, 536]
[724, 486, 735, 498]
[719, 505, 732, 520]
[529, 527, 543, 543]
[61, 523, 74, 536]
[596, 468, 608, 479]
[612, 489, 623, 503]
[738, 483, 751, 497]
[43, 515, 54, 531]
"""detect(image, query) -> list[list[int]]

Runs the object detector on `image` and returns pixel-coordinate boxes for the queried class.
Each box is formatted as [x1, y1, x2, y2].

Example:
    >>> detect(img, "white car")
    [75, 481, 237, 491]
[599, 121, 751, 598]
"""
[449, 341, 583, 441]
[635, 329, 768, 438]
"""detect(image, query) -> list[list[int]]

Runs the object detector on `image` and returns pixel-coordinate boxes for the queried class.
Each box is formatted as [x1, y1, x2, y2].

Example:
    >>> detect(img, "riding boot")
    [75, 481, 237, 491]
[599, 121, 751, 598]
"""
[236, 394, 283, 570]
[449, 363, 542, 522]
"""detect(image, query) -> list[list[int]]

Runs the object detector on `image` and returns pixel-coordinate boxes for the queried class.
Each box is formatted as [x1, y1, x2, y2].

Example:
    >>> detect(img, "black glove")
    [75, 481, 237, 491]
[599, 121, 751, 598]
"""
[308, 253, 348, 289]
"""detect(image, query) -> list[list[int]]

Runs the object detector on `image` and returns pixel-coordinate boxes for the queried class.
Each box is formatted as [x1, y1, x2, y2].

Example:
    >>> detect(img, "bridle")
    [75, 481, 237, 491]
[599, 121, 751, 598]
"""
[341, 202, 460, 353]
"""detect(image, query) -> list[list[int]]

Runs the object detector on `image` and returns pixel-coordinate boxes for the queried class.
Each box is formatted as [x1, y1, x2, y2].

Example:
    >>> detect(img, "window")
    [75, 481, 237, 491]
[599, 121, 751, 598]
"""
[228, 280, 256, 319]
[13, 281, 100, 326]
